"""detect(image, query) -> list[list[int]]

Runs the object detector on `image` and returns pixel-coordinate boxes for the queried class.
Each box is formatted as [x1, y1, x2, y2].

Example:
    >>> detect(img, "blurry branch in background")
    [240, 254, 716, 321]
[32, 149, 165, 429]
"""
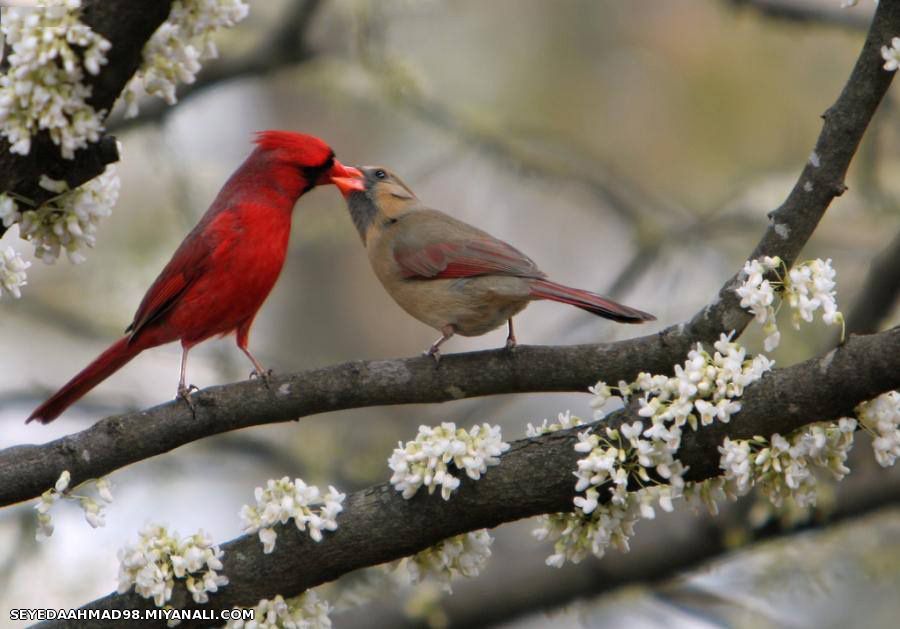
[0, 0, 174, 240]
[845, 227, 900, 334]
[729, 0, 871, 29]
[106, 0, 324, 132]
[2, 0, 898, 512]
[351, 3, 687, 231]
[33, 327, 900, 629]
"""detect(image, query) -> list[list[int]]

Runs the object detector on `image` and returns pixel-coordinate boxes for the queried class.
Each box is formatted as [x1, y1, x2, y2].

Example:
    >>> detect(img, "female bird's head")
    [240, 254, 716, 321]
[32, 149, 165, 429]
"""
[331, 166, 418, 243]
[251, 130, 360, 197]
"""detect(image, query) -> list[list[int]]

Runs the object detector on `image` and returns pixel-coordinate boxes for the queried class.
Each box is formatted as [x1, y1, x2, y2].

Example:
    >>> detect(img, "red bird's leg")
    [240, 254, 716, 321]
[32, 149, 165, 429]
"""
[425, 324, 456, 363]
[237, 322, 272, 387]
[177, 346, 199, 412]
[505, 318, 517, 350]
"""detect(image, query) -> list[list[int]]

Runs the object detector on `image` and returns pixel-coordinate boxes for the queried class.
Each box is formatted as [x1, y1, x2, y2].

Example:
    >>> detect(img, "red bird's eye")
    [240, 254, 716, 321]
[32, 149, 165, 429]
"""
[374, 169, 387, 180]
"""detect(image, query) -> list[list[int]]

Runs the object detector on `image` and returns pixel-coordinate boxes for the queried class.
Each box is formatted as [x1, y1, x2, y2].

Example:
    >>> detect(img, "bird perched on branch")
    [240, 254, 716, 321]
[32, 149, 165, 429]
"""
[28, 131, 359, 424]
[331, 166, 655, 360]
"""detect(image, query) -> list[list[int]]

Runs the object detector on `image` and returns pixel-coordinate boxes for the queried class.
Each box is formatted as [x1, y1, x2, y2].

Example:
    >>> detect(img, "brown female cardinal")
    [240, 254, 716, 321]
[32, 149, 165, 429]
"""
[28, 131, 359, 424]
[331, 166, 655, 360]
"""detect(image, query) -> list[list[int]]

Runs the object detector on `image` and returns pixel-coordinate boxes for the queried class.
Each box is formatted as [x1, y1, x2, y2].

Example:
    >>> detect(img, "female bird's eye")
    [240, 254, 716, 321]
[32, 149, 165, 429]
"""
[374, 169, 387, 180]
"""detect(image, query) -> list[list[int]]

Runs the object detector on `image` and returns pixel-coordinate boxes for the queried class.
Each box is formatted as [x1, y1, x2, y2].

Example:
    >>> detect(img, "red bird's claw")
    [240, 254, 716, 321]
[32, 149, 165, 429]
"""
[505, 337, 517, 350]
[249, 369, 274, 389]
[177, 384, 199, 416]
[424, 348, 442, 364]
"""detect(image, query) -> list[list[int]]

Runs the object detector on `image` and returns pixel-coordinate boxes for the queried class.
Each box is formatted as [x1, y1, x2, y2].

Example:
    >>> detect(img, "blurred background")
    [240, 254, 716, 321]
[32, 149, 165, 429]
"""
[2, 0, 900, 626]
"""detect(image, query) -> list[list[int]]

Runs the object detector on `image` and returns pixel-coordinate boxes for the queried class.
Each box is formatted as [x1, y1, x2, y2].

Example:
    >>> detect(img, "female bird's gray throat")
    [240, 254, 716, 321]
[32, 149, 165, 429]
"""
[347, 192, 378, 240]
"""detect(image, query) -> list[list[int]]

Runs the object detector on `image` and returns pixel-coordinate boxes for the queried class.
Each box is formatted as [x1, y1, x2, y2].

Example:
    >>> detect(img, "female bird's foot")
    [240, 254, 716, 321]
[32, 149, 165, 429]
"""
[505, 318, 517, 350]
[424, 324, 455, 364]
[424, 346, 442, 364]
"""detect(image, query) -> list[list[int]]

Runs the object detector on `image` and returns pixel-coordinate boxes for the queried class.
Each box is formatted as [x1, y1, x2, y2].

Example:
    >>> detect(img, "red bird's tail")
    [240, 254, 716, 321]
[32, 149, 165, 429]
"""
[27, 337, 144, 424]
[528, 279, 656, 324]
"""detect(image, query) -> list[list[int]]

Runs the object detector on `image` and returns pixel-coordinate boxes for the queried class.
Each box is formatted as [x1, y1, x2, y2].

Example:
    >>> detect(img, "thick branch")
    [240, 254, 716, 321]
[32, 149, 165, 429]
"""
[0, 0, 173, 238]
[2, 0, 898, 514]
[37, 325, 900, 629]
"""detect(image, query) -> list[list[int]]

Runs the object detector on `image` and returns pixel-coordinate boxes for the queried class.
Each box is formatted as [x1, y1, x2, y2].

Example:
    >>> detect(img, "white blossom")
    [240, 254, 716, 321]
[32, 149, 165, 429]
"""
[225, 592, 332, 629]
[526, 410, 584, 437]
[17, 165, 119, 263]
[0, 246, 30, 298]
[118, 525, 228, 606]
[239, 477, 345, 554]
[535, 334, 772, 567]
[0, 0, 110, 158]
[388, 422, 509, 500]
[883, 37, 900, 71]
[124, 0, 249, 116]
[33, 470, 112, 541]
[857, 391, 900, 467]
[719, 420, 855, 509]
[736, 256, 844, 349]
[391, 530, 493, 593]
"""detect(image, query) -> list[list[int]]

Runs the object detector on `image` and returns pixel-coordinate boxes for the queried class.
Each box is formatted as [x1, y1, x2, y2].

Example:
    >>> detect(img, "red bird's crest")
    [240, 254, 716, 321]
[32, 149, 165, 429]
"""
[254, 130, 334, 166]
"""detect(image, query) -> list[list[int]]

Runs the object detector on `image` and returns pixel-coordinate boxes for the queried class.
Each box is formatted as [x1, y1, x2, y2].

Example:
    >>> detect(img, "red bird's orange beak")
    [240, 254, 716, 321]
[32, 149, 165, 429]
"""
[330, 162, 366, 196]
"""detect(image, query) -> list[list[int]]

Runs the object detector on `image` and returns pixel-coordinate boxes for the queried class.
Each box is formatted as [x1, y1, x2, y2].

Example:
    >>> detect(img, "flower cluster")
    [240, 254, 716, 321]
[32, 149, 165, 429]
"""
[117, 525, 228, 606]
[124, 0, 249, 116]
[857, 391, 900, 467]
[735, 256, 843, 351]
[718, 418, 856, 508]
[533, 333, 772, 566]
[883, 37, 900, 72]
[526, 410, 584, 437]
[34, 470, 113, 541]
[15, 166, 119, 264]
[0, 0, 110, 158]
[393, 530, 493, 593]
[0, 245, 30, 299]
[239, 477, 345, 554]
[225, 592, 332, 629]
[388, 422, 509, 500]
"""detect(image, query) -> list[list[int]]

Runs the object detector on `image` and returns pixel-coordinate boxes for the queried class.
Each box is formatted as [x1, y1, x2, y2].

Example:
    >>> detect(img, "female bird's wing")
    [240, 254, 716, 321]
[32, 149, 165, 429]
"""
[392, 210, 546, 280]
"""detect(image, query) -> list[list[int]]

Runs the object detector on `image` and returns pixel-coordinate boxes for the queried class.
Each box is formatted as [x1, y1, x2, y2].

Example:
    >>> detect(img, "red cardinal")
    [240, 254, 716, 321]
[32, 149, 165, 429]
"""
[331, 166, 655, 360]
[28, 131, 358, 424]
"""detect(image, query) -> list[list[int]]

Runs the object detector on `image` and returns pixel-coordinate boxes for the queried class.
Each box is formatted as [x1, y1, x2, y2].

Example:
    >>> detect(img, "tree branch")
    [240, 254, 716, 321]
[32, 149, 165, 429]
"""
[36, 325, 900, 629]
[0, 0, 174, 238]
[3, 0, 898, 516]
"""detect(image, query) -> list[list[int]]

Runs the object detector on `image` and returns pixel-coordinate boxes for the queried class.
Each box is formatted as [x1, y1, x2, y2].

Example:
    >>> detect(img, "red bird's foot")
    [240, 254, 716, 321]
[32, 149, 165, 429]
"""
[249, 368, 274, 389]
[177, 384, 199, 415]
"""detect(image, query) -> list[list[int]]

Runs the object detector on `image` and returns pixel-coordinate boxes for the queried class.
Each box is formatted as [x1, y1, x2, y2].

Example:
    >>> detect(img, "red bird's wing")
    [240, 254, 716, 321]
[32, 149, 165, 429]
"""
[395, 237, 545, 280]
[125, 222, 216, 341]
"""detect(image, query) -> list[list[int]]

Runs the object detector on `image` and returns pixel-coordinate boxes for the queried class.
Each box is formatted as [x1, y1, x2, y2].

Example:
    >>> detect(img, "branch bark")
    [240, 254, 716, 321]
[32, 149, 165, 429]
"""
[36, 325, 900, 629]
[0, 0, 173, 239]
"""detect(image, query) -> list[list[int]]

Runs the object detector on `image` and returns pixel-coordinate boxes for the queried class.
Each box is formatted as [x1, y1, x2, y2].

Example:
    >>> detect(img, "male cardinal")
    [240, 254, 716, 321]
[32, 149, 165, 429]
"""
[28, 131, 358, 424]
[331, 166, 655, 359]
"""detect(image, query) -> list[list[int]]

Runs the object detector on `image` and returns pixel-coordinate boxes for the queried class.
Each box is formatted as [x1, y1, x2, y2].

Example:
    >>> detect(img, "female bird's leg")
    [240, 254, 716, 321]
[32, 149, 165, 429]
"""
[425, 324, 456, 363]
[505, 318, 517, 350]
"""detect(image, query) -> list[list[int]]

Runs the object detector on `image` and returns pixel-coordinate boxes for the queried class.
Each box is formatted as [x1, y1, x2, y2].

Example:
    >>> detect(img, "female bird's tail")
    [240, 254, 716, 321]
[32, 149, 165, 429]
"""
[27, 336, 144, 424]
[528, 279, 656, 324]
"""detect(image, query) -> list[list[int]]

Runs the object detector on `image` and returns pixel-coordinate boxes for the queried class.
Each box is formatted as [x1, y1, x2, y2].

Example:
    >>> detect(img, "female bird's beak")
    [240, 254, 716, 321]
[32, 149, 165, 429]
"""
[330, 162, 366, 196]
